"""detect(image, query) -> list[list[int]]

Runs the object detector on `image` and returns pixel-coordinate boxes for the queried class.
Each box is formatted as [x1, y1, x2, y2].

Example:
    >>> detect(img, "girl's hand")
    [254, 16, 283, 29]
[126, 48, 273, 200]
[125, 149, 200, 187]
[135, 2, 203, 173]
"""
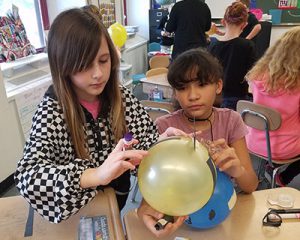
[96, 138, 148, 185]
[209, 139, 245, 178]
[80, 138, 148, 188]
[159, 127, 201, 141]
[137, 200, 187, 238]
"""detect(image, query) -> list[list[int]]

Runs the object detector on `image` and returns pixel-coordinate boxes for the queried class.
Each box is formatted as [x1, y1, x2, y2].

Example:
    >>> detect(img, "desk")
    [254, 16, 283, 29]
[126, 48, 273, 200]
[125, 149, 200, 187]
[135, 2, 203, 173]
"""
[0, 188, 125, 240]
[124, 187, 300, 240]
[141, 74, 173, 99]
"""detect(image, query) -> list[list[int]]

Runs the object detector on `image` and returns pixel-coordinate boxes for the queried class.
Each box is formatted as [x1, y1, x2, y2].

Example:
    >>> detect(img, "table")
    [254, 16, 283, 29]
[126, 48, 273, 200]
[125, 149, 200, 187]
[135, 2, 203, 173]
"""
[123, 187, 300, 240]
[141, 74, 173, 99]
[0, 188, 125, 240]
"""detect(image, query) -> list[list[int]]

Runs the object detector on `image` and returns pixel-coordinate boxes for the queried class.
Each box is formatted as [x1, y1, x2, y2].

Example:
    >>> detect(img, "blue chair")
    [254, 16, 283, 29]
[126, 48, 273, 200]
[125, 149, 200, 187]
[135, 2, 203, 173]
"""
[148, 42, 161, 52]
[131, 73, 146, 85]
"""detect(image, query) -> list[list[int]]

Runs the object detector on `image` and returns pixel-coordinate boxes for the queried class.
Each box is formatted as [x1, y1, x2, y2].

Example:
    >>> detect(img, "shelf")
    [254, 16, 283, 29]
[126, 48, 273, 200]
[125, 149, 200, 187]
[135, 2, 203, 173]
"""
[0, 53, 51, 97]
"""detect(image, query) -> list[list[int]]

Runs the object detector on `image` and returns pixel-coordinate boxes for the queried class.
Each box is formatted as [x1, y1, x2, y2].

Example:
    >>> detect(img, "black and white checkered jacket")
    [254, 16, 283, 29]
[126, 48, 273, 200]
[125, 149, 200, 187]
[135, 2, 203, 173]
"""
[14, 85, 159, 223]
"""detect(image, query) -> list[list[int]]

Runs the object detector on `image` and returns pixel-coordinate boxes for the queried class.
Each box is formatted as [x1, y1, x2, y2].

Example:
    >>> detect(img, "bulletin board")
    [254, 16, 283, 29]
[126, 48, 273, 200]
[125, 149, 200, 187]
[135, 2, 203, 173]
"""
[256, 0, 300, 23]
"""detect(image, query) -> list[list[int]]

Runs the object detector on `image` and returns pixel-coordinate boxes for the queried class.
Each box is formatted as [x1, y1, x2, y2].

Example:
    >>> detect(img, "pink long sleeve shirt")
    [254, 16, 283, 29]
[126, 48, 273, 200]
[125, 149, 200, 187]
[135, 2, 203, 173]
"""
[247, 79, 300, 160]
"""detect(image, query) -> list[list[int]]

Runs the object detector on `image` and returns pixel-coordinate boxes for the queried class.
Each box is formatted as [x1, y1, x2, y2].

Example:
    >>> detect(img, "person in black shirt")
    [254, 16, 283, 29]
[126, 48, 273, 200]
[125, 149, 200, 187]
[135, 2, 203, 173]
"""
[208, 2, 256, 110]
[166, 0, 211, 59]
[237, 0, 261, 41]
[157, 4, 174, 52]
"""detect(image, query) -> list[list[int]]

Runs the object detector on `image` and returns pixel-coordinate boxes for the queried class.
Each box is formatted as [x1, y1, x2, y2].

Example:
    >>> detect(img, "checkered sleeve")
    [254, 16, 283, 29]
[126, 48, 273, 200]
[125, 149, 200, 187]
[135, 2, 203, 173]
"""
[14, 96, 96, 223]
[121, 87, 159, 149]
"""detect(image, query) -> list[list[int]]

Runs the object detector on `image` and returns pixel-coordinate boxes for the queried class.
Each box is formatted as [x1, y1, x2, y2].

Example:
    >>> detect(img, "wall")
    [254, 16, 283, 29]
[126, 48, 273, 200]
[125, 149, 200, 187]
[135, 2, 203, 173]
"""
[206, 0, 232, 19]
[126, 0, 150, 40]
[46, 0, 87, 25]
[0, 71, 24, 182]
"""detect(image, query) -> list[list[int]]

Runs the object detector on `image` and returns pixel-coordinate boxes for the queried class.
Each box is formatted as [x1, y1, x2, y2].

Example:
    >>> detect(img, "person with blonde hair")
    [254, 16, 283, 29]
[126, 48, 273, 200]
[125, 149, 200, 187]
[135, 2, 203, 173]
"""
[246, 26, 300, 186]
[209, 2, 256, 110]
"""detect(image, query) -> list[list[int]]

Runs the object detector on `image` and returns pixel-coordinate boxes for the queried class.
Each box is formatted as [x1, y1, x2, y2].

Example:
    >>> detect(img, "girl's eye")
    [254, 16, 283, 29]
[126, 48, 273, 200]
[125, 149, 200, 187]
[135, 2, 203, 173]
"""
[99, 58, 109, 64]
[198, 82, 207, 87]
[176, 86, 186, 91]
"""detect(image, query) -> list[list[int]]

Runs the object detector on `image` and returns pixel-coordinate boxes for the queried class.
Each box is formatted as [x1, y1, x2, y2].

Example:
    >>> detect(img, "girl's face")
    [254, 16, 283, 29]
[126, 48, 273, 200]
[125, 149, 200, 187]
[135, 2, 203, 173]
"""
[175, 80, 222, 119]
[71, 36, 111, 102]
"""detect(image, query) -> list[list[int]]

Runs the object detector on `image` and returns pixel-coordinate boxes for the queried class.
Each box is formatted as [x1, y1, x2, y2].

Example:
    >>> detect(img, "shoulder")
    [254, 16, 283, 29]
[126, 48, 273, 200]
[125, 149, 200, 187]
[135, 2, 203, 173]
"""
[233, 38, 255, 50]
[215, 107, 243, 125]
[155, 110, 182, 133]
[120, 86, 140, 108]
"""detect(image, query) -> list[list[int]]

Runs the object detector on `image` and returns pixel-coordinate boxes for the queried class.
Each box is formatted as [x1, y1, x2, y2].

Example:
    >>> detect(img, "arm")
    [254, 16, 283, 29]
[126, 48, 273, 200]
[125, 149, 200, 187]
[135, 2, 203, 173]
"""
[14, 99, 96, 223]
[246, 23, 261, 40]
[210, 138, 258, 193]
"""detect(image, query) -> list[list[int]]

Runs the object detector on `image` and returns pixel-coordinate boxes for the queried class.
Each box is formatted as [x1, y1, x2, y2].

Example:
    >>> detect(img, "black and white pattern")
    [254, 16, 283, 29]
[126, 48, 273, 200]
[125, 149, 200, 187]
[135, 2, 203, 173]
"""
[14, 86, 159, 223]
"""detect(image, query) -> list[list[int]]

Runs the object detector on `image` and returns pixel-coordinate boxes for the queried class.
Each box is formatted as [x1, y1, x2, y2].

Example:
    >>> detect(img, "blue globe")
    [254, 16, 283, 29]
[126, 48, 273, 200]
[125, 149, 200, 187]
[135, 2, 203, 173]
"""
[185, 169, 236, 229]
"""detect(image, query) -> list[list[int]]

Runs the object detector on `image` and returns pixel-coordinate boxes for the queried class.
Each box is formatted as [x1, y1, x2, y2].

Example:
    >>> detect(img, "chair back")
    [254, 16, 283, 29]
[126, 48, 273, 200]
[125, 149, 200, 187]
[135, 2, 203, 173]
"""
[149, 55, 170, 69]
[237, 100, 300, 188]
[140, 100, 174, 121]
[146, 67, 168, 78]
[237, 100, 281, 131]
[148, 42, 161, 52]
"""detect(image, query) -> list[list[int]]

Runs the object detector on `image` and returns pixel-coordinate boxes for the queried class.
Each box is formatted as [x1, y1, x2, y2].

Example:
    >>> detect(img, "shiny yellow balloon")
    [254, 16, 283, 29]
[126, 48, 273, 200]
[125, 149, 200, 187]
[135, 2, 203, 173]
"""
[108, 22, 127, 48]
[138, 136, 216, 216]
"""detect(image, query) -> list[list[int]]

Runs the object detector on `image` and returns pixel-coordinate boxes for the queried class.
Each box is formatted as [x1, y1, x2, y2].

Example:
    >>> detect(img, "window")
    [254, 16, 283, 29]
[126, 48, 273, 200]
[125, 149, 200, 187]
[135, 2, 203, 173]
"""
[0, 0, 45, 51]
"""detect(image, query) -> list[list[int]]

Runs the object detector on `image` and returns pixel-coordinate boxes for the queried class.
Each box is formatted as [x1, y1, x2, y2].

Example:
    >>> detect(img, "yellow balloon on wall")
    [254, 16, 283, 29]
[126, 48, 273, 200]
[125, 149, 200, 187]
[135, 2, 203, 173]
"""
[138, 136, 216, 216]
[108, 22, 127, 48]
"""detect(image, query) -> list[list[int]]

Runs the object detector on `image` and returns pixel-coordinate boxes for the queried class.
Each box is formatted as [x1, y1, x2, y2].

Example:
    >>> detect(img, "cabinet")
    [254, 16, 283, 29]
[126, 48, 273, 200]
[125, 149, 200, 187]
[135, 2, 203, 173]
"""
[149, 9, 168, 43]
[0, 53, 52, 182]
[122, 35, 148, 75]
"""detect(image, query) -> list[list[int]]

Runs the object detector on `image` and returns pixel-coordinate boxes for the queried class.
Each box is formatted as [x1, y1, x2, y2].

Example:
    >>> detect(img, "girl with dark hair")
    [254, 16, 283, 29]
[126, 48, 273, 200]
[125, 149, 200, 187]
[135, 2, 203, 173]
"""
[138, 48, 258, 238]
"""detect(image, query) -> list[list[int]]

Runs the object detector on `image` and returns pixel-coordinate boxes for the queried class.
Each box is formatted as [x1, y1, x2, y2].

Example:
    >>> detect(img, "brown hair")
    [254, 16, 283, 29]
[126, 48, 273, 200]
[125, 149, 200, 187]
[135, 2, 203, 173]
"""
[47, 7, 125, 159]
[224, 2, 248, 26]
[168, 48, 222, 90]
[238, 0, 250, 8]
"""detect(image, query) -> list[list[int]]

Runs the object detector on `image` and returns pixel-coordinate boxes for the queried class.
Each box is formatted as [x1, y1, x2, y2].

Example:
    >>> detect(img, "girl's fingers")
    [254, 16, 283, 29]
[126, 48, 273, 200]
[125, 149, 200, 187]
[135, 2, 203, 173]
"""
[112, 138, 140, 153]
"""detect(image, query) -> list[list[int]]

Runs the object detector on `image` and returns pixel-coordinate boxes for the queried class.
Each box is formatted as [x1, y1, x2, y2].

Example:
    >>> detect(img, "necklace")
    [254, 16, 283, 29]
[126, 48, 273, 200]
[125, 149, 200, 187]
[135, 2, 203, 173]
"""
[183, 109, 214, 141]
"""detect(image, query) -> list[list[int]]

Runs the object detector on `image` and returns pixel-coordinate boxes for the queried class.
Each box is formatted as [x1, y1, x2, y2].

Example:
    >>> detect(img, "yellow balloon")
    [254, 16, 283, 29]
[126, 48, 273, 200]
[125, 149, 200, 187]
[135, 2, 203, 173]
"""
[138, 136, 216, 216]
[108, 22, 127, 48]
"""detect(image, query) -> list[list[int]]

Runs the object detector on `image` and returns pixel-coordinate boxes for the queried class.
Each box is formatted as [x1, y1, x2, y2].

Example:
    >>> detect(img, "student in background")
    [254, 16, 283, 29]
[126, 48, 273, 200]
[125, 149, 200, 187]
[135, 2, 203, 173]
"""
[237, 0, 261, 41]
[246, 26, 300, 187]
[157, 4, 174, 52]
[165, 0, 211, 59]
[209, 2, 256, 110]
[138, 49, 258, 238]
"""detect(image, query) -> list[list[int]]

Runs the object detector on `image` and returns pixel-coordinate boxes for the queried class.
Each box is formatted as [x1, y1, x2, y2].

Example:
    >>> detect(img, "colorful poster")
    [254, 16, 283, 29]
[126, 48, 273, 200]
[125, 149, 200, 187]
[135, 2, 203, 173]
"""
[278, 0, 298, 9]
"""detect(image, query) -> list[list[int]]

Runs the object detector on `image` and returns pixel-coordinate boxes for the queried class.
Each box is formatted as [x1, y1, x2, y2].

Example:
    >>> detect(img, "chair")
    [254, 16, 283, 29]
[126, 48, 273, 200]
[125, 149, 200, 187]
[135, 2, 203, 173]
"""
[236, 100, 300, 188]
[149, 55, 170, 69]
[146, 67, 168, 78]
[148, 42, 161, 52]
[130, 100, 174, 202]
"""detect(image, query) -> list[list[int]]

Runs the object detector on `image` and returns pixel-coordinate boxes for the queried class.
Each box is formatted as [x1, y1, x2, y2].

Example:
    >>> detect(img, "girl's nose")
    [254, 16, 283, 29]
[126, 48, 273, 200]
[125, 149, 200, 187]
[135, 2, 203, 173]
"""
[91, 65, 103, 80]
[189, 85, 200, 100]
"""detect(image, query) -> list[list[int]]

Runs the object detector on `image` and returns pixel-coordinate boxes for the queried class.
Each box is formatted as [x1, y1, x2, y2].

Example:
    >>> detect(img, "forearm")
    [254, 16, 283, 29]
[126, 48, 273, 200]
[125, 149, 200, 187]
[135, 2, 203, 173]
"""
[80, 166, 109, 188]
[235, 169, 258, 193]
[246, 24, 261, 40]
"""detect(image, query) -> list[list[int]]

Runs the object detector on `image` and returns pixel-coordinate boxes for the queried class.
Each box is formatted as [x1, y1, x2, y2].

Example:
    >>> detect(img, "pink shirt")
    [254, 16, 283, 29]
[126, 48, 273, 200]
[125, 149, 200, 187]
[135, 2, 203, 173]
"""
[79, 99, 100, 120]
[247, 80, 300, 159]
[155, 108, 247, 145]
